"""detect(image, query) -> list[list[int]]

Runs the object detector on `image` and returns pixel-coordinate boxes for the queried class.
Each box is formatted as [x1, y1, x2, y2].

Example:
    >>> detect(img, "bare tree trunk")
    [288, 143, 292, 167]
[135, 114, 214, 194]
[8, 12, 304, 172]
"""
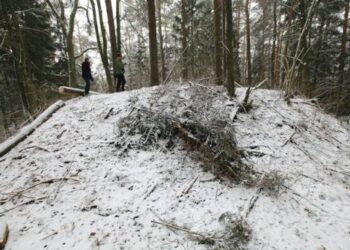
[0, 98, 9, 137]
[244, 0, 252, 86]
[116, 0, 122, 52]
[222, 1, 227, 80]
[280, 0, 297, 87]
[67, 0, 79, 87]
[105, 0, 118, 83]
[336, 0, 350, 115]
[271, 0, 277, 87]
[338, 0, 349, 87]
[181, 0, 189, 80]
[299, 0, 312, 95]
[90, 0, 113, 92]
[157, 0, 166, 81]
[12, 12, 33, 114]
[275, 18, 282, 88]
[147, 0, 160, 86]
[214, 0, 223, 85]
[234, 0, 241, 83]
[225, 0, 235, 97]
[284, 0, 318, 97]
[311, 17, 325, 90]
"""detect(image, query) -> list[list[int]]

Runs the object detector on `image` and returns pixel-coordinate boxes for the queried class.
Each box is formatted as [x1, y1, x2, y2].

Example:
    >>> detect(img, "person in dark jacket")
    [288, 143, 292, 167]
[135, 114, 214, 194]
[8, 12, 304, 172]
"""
[115, 53, 126, 92]
[82, 57, 94, 95]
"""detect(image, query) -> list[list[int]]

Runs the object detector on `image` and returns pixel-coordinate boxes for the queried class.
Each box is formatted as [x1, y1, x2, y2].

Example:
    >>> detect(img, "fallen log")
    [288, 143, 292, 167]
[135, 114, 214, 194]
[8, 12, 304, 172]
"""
[0, 222, 9, 249]
[58, 86, 99, 96]
[0, 100, 65, 158]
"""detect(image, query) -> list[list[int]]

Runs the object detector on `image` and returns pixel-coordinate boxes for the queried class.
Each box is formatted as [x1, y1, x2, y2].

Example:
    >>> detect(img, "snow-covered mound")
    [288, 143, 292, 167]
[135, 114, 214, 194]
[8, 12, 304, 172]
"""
[0, 84, 350, 250]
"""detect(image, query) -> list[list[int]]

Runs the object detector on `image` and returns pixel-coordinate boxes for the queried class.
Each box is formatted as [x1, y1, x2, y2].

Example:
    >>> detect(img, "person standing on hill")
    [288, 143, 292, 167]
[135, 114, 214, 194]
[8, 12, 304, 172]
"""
[115, 53, 126, 92]
[82, 57, 94, 96]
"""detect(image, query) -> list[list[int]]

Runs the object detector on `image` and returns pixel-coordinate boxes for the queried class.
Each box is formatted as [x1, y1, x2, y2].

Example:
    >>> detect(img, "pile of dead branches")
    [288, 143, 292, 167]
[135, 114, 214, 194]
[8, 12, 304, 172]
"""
[115, 84, 258, 184]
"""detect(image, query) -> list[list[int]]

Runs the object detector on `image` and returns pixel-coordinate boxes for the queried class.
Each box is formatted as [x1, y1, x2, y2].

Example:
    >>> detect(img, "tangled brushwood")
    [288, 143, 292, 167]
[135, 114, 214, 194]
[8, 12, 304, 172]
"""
[115, 84, 258, 184]
[212, 212, 252, 250]
[259, 171, 287, 197]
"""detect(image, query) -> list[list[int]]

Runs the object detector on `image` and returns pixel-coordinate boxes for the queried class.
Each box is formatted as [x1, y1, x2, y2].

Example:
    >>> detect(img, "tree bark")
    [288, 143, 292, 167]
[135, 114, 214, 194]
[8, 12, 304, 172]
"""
[105, 0, 118, 85]
[244, 0, 252, 86]
[157, 0, 166, 81]
[271, 0, 277, 87]
[299, 0, 311, 94]
[285, 0, 318, 97]
[147, 0, 160, 86]
[225, 0, 235, 96]
[214, 0, 223, 85]
[336, 0, 350, 114]
[338, 1, 349, 87]
[116, 0, 122, 52]
[90, 0, 113, 92]
[181, 0, 189, 80]
[67, 0, 79, 87]
[281, 0, 297, 87]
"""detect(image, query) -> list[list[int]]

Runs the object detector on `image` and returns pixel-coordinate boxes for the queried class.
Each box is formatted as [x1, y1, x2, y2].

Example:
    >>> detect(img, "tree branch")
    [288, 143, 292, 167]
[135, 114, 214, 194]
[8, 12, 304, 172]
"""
[74, 47, 97, 59]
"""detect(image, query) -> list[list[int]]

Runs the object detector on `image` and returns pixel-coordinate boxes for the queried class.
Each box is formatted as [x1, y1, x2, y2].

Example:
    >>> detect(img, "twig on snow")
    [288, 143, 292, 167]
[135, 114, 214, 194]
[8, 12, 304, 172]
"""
[143, 184, 158, 200]
[151, 220, 215, 242]
[3, 178, 79, 201]
[242, 174, 265, 219]
[182, 175, 199, 195]
[0, 196, 47, 215]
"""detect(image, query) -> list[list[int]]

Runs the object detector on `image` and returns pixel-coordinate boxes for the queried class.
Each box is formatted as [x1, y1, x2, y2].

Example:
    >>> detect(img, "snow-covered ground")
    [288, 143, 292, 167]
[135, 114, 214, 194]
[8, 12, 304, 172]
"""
[0, 84, 350, 250]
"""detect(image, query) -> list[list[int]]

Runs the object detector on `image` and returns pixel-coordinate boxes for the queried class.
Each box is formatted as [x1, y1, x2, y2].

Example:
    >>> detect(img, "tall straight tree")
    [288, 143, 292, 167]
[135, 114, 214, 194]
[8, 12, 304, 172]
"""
[116, 0, 122, 52]
[105, 0, 118, 85]
[336, 0, 350, 114]
[338, 0, 349, 89]
[214, 0, 223, 85]
[271, 0, 277, 87]
[157, 0, 166, 81]
[67, 0, 79, 87]
[90, 0, 113, 92]
[225, 0, 235, 96]
[46, 0, 79, 87]
[147, 0, 160, 86]
[181, 0, 189, 80]
[244, 0, 252, 86]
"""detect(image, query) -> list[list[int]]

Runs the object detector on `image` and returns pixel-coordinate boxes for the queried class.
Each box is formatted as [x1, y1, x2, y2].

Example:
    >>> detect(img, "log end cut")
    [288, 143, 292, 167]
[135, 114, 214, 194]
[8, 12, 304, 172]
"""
[0, 222, 9, 249]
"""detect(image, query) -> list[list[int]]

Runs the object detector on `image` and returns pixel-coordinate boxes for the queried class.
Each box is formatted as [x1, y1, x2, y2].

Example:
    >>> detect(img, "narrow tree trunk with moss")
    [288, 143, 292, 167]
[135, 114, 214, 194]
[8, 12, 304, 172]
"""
[336, 0, 350, 115]
[67, 0, 79, 87]
[90, 0, 113, 92]
[157, 0, 166, 81]
[245, 0, 252, 86]
[147, 0, 160, 86]
[281, 0, 297, 87]
[214, 0, 223, 85]
[181, 0, 189, 80]
[271, 0, 277, 87]
[225, 0, 235, 96]
[105, 0, 118, 85]
[116, 0, 122, 52]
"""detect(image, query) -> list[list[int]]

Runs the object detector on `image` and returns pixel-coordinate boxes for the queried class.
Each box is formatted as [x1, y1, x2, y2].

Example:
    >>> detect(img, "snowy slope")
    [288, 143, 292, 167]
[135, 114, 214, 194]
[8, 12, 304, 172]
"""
[0, 84, 349, 250]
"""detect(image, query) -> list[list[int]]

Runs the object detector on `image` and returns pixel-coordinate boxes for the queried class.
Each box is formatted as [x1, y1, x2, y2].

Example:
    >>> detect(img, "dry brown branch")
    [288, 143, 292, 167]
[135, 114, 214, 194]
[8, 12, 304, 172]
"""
[4, 178, 78, 201]
[282, 130, 296, 147]
[182, 175, 199, 195]
[0, 196, 47, 215]
[143, 184, 158, 200]
[151, 220, 215, 242]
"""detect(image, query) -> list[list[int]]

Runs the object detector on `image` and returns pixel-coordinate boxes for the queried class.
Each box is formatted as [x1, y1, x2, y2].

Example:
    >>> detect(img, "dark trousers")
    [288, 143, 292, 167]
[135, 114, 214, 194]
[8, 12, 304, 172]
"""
[116, 74, 126, 92]
[84, 77, 91, 95]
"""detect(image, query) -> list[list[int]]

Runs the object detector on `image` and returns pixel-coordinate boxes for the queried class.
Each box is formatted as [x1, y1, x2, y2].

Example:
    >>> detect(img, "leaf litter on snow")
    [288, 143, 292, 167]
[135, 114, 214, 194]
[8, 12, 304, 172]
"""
[0, 83, 349, 249]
